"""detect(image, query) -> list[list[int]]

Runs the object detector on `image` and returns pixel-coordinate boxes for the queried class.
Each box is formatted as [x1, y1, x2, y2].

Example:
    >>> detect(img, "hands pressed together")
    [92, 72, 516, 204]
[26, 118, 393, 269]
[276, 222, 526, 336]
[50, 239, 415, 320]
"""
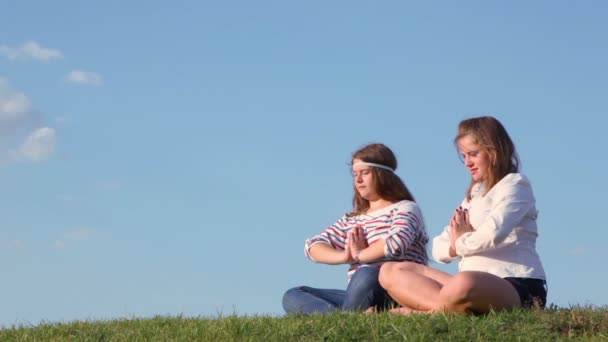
[343, 225, 369, 264]
[449, 206, 475, 257]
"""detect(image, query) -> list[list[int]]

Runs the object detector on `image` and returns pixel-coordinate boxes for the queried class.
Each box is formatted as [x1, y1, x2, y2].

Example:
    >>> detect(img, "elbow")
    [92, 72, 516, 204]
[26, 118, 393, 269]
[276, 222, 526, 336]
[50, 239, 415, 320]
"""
[384, 239, 405, 259]
[305, 244, 321, 263]
[432, 252, 452, 264]
[431, 250, 444, 263]
[431, 244, 457, 264]
[384, 249, 399, 259]
[431, 240, 451, 263]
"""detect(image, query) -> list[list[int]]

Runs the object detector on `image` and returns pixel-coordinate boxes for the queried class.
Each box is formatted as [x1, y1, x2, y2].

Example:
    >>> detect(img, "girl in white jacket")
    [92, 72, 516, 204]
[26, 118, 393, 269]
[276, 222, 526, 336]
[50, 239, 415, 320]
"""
[379, 116, 547, 314]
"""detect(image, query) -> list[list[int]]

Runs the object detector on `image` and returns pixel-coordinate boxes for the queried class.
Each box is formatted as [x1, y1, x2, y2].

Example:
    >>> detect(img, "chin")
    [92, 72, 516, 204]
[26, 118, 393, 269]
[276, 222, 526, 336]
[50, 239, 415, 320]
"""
[472, 175, 485, 182]
[358, 193, 372, 200]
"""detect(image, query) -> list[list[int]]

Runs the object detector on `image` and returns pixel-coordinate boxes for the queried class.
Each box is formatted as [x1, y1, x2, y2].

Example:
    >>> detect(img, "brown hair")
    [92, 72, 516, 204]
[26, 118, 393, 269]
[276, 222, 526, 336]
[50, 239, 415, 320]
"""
[348, 143, 415, 216]
[454, 116, 520, 200]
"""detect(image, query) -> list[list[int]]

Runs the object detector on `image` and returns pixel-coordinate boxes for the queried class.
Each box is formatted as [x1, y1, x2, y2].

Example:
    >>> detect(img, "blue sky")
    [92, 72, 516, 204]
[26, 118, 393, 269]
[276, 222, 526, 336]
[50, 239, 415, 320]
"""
[1, 1, 607, 326]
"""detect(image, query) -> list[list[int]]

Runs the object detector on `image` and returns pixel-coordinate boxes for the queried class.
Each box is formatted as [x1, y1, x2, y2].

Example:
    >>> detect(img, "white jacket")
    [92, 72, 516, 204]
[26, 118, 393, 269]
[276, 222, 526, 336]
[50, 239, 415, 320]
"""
[432, 173, 546, 279]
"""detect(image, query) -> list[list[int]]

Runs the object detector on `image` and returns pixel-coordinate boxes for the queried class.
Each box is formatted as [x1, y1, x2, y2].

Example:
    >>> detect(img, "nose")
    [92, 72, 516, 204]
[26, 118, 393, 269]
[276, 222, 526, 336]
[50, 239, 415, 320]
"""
[464, 156, 473, 167]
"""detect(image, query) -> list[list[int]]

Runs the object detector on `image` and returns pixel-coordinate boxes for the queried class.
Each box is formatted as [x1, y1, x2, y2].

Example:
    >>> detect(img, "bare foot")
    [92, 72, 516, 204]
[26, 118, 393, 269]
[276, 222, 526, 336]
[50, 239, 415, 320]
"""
[364, 306, 377, 315]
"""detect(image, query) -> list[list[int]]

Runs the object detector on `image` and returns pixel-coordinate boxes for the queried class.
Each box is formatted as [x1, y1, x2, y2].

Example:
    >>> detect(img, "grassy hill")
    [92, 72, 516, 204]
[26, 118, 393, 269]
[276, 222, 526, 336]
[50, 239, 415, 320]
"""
[2, 306, 607, 341]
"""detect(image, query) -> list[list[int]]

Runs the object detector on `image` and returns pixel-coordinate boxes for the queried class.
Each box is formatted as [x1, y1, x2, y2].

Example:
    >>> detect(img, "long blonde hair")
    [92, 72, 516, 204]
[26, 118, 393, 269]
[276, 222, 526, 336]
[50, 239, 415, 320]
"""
[455, 116, 520, 200]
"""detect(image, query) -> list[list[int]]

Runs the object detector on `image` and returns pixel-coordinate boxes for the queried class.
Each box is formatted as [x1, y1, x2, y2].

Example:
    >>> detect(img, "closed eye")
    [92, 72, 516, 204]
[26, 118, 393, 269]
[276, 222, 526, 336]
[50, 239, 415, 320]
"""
[352, 169, 372, 177]
[459, 151, 478, 159]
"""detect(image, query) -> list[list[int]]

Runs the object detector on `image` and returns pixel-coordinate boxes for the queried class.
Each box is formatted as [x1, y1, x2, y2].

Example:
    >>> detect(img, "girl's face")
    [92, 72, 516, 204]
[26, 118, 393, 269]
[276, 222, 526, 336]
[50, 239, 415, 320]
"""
[458, 135, 491, 183]
[352, 158, 380, 201]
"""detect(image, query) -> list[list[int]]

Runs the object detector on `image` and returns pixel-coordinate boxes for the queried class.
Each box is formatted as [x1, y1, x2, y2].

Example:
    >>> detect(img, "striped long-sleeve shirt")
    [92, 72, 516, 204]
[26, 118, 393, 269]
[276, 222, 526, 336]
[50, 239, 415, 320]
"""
[305, 200, 429, 280]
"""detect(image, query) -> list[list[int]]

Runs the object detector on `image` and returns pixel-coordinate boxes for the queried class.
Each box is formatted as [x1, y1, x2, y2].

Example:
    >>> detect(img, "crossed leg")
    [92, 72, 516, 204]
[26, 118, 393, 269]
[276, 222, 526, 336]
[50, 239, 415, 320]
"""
[379, 262, 521, 315]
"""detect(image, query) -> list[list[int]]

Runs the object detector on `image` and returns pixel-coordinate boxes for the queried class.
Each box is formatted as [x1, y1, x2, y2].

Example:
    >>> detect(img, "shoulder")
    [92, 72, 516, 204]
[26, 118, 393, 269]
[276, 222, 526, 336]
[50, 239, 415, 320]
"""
[497, 173, 532, 189]
[392, 201, 425, 228]
[489, 173, 535, 198]
[392, 200, 422, 216]
[336, 212, 355, 223]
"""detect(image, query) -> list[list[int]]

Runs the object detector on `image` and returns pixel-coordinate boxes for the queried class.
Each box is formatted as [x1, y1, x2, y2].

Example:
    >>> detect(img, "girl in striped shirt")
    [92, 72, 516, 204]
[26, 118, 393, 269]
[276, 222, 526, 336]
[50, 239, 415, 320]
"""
[282, 143, 429, 314]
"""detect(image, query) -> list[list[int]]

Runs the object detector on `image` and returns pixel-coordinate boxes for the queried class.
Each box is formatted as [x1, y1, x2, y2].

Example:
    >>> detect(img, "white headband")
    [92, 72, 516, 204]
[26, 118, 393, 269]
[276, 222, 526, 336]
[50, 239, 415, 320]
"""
[352, 162, 394, 172]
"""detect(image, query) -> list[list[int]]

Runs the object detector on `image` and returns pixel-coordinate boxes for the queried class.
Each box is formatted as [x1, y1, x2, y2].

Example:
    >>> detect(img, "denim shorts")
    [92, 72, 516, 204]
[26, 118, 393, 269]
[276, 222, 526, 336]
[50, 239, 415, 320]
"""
[504, 277, 547, 308]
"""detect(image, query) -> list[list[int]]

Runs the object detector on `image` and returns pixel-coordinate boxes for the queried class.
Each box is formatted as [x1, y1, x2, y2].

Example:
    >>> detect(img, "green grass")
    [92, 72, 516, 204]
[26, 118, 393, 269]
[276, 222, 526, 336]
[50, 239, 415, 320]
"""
[2, 306, 608, 341]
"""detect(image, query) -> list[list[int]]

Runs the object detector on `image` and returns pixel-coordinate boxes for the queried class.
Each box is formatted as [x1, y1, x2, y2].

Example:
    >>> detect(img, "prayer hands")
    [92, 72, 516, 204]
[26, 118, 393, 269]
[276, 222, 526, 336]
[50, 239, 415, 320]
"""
[348, 225, 369, 262]
[449, 207, 475, 257]
[341, 241, 356, 264]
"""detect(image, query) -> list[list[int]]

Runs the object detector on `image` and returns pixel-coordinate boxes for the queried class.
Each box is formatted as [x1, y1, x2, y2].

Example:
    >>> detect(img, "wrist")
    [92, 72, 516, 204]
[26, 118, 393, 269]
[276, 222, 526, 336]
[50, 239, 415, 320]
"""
[354, 251, 362, 263]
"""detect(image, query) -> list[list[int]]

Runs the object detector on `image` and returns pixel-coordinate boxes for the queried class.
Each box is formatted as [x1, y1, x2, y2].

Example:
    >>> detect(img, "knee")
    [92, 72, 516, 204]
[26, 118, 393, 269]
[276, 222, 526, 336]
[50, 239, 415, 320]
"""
[347, 268, 381, 300]
[378, 262, 396, 288]
[282, 286, 305, 308]
[350, 267, 380, 287]
[378, 261, 417, 289]
[438, 273, 476, 311]
[344, 268, 385, 311]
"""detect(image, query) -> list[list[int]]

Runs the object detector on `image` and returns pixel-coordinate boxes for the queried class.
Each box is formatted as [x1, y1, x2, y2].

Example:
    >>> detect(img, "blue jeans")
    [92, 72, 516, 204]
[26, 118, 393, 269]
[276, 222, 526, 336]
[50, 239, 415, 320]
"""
[282, 266, 394, 314]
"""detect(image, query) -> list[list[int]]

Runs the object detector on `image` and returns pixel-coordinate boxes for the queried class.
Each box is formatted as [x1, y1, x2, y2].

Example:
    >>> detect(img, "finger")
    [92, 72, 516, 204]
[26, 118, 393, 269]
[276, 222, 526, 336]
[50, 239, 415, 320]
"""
[462, 210, 474, 231]
[453, 207, 462, 220]
[454, 210, 463, 226]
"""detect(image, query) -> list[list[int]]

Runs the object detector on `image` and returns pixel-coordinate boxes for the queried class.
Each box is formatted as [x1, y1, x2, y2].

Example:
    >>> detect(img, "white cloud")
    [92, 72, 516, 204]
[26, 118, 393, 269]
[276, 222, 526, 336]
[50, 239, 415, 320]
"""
[0, 78, 31, 127]
[0, 79, 56, 163]
[52, 240, 66, 250]
[0, 239, 26, 251]
[10, 240, 25, 249]
[66, 70, 102, 86]
[12, 127, 56, 162]
[0, 41, 63, 62]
